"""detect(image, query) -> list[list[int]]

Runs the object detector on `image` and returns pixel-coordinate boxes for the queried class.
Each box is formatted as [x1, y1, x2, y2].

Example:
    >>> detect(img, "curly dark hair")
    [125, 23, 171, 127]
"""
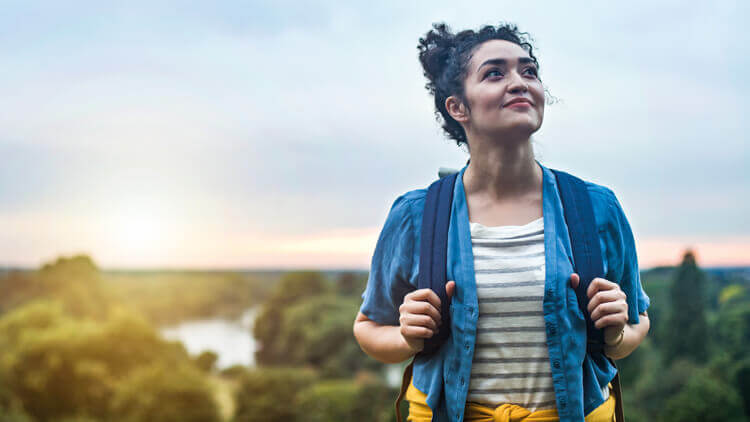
[418, 22, 541, 147]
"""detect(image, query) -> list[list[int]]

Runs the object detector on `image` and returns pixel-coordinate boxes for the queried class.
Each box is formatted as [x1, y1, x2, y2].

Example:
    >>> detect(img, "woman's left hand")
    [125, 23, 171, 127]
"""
[569, 273, 628, 344]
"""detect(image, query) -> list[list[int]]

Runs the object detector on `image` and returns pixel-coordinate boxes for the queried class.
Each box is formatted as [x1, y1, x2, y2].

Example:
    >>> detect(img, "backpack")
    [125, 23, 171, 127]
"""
[395, 168, 625, 422]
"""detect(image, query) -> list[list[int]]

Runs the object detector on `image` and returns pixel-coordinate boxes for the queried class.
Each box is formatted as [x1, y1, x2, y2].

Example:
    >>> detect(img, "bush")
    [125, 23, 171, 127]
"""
[233, 367, 317, 422]
[195, 350, 219, 372]
[663, 368, 746, 422]
[111, 364, 221, 422]
[296, 377, 395, 422]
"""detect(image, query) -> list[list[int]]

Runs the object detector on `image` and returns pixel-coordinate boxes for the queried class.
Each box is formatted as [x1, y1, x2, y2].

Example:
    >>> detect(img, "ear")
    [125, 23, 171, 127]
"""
[445, 95, 469, 124]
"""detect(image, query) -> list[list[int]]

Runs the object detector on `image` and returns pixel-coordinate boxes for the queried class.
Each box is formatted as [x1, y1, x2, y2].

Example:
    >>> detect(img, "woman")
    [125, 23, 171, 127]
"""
[353, 23, 650, 422]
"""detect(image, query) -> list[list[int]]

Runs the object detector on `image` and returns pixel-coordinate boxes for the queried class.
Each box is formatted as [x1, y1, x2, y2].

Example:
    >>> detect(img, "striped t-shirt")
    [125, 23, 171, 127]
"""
[467, 216, 557, 411]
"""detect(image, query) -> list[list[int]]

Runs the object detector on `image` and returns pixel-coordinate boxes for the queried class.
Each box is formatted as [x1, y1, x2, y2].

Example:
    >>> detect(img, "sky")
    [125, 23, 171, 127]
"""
[1, 1, 748, 270]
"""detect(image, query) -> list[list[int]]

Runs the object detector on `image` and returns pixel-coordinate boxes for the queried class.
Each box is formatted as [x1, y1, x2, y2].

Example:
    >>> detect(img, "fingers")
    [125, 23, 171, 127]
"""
[400, 282, 458, 344]
[589, 300, 628, 323]
[586, 277, 620, 299]
[446, 281, 456, 298]
[400, 289, 441, 326]
[400, 324, 435, 339]
[569, 273, 580, 289]
[399, 312, 438, 332]
[593, 311, 628, 329]
[587, 288, 627, 315]
[406, 288, 441, 311]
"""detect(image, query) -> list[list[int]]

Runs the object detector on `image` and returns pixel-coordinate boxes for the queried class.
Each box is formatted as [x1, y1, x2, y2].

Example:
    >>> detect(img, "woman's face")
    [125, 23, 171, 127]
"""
[450, 39, 545, 143]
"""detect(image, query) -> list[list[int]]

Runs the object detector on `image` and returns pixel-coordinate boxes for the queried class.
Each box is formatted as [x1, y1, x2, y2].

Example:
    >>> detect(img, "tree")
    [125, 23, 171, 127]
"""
[296, 377, 395, 422]
[335, 272, 366, 297]
[663, 368, 746, 422]
[253, 271, 328, 365]
[277, 295, 383, 377]
[662, 250, 709, 364]
[194, 350, 219, 372]
[233, 367, 317, 422]
[110, 364, 221, 422]
[0, 301, 197, 421]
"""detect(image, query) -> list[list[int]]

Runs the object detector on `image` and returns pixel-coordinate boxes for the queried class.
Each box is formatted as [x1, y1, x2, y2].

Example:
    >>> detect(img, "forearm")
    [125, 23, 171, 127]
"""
[353, 313, 416, 364]
[604, 312, 650, 360]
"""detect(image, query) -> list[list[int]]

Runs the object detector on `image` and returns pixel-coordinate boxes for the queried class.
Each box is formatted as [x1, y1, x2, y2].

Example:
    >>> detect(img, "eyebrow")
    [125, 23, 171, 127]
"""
[477, 57, 536, 72]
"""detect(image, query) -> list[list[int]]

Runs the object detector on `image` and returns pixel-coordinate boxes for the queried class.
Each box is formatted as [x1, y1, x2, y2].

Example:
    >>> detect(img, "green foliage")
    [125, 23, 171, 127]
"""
[630, 356, 700, 419]
[663, 368, 747, 422]
[0, 255, 111, 319]
[0, 299, 206, 422]
[252, 271, 383, 376]
[736, 362, 750, 417]
[194, 350, 219, 373]
[716, 299, 750, 360]
[233, 367, 317, 422]
[662, 251, 709, 364]
[278, 295, 382, 377]
[110, 364, 221, 422]
[0, 408, 32, 422]
[105, 271, 269, 325]
[233, 368, 395, 422]
[253, 271, 328, 365]
[335, 272, 367, 297]
[219, 364, 248, 379]
[719, 284, 747, 306]
[0, 300, 115, 420]
[296, 377, 395, 422]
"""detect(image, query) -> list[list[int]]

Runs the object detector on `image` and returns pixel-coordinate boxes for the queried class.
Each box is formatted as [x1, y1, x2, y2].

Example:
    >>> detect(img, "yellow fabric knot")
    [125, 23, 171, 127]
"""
[464, 401, 559, 422]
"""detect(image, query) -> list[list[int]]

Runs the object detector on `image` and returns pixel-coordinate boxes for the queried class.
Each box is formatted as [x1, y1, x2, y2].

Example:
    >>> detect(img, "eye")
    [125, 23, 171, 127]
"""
[523, 67, 539, 77]
[484, 69, 503, 79]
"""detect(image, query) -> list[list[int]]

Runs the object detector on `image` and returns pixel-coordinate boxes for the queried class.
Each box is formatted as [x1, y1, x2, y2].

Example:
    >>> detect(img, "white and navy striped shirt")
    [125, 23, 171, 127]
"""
[467, 216, 557, 411]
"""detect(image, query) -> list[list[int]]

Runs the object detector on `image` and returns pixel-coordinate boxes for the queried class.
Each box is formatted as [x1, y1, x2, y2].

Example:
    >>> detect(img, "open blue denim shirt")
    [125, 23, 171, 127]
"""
[359, 161, 651, 422]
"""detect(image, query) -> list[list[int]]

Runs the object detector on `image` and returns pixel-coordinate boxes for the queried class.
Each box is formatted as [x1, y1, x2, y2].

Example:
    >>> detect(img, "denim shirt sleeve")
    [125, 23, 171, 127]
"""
[591, 186, 651, 325]
[359, 193, 419, 325]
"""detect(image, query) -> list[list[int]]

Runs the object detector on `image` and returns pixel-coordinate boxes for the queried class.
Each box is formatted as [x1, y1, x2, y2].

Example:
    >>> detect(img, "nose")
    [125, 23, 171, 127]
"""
[507, 70, 529, 94]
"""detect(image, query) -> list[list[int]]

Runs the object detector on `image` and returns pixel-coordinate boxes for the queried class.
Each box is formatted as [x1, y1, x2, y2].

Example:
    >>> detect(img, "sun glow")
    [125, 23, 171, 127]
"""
[93, 194, 183, 267]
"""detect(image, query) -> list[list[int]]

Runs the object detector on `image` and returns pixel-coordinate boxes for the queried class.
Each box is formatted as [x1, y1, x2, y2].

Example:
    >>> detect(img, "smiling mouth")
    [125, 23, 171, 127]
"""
[504, 99, 533, 107]
[507, 102, 531, 108]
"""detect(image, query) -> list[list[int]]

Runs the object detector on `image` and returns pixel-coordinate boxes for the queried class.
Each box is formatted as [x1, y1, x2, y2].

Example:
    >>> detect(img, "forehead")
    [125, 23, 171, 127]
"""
[467, 39, 532, 72]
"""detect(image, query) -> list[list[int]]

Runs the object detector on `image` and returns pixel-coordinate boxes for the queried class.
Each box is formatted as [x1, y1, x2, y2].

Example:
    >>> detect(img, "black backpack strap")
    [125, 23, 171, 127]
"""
[417, 172, 458, 356]
[551, 169, 607, 353]
[552, 169, 625, 420]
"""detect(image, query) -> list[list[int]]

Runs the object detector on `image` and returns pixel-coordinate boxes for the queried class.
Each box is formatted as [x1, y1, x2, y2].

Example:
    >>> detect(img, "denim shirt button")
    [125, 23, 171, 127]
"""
[553, 360, 560, 369]
[548, 326, 556, 335]
[464, 342, 470, 350]
[460, 376, 465, 385]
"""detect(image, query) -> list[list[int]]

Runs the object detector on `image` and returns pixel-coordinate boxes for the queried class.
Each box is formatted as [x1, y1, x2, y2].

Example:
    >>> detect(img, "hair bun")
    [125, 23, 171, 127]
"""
[417, 23, 456, 92]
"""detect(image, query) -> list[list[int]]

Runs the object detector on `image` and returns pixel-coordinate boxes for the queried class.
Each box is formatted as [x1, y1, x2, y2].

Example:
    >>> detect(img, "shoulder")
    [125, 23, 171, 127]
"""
[582, 179, 618, 210]
[387, 188, 428, 225]
[578, 178, 625, 232]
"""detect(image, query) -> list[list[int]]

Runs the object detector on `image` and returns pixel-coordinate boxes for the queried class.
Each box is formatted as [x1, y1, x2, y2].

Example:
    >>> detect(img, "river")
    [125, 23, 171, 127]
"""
[160, 307, 259, 369]
[159, 306, 404, 386]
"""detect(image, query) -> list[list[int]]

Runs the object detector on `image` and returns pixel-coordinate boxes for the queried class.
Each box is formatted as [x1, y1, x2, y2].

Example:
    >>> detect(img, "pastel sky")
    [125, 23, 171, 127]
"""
[1, 1, 748, 270]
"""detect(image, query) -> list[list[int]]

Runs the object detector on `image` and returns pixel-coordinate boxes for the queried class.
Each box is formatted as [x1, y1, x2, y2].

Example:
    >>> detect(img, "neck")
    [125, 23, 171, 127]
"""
[462, 134, 542, 200]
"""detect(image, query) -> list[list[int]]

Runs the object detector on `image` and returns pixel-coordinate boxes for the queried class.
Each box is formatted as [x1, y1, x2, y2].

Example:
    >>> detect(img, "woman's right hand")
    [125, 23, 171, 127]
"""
[398, 281, 456, 353]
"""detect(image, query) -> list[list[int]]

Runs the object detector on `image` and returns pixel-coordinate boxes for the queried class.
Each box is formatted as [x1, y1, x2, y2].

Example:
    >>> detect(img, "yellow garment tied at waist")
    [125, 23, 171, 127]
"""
[405, 379, 616, 422]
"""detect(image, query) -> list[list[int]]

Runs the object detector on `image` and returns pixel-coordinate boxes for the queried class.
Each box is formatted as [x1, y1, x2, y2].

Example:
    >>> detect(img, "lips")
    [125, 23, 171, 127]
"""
[504, 98, 533, 107]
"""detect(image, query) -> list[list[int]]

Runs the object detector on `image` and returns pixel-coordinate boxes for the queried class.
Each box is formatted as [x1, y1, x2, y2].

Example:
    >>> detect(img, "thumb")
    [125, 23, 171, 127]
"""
[569, 273, 580, 289]
[446, 281, 456, 298]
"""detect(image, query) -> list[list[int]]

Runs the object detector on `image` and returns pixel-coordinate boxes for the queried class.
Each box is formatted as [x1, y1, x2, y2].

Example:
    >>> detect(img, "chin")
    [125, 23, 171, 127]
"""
[496, 120, 542, 138]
